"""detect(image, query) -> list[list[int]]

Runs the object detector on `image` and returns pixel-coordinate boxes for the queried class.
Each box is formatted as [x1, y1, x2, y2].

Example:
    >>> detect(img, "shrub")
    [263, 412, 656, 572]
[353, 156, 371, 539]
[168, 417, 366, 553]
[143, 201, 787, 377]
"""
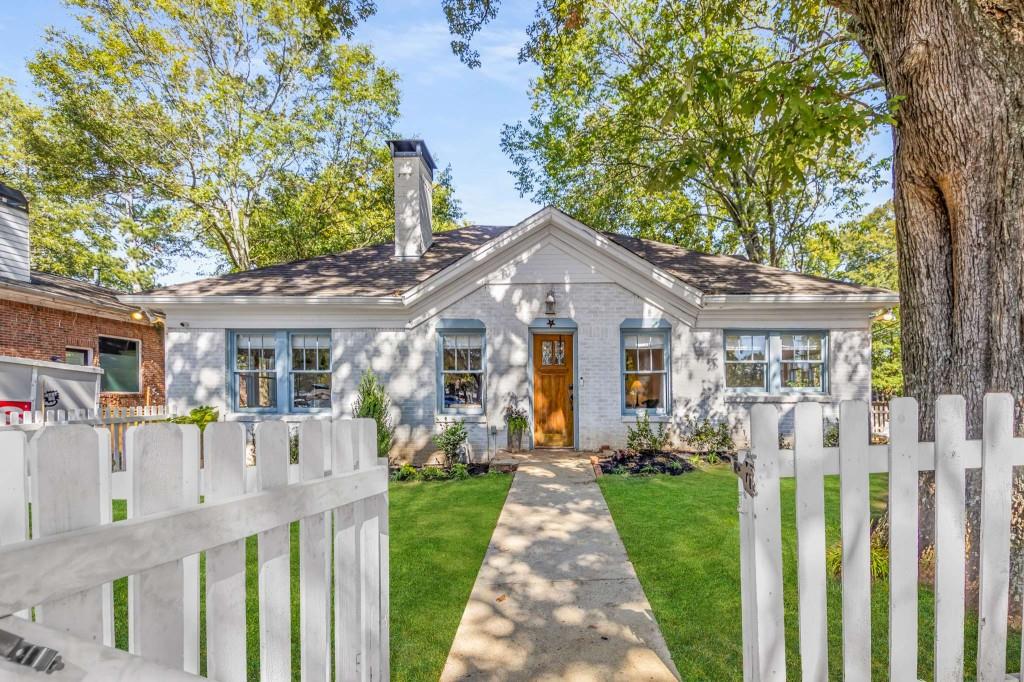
[392, 463, 419, 481]
[433, 420, 468, 468]
[626, 412, 670, 453]
[448, 462, 470, 480]
[352, 370, 395, 458]
[824, 420, 840, 447]
[684, 417, 734, 461]
[169, 405, 219, 432]
[419, 466, 448, 481]
[826, 517, 890, 582]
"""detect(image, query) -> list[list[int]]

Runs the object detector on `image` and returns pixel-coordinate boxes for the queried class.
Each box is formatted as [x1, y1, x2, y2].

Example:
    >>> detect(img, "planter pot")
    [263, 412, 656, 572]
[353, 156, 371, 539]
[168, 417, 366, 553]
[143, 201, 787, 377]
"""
[507, 428, 525, 452]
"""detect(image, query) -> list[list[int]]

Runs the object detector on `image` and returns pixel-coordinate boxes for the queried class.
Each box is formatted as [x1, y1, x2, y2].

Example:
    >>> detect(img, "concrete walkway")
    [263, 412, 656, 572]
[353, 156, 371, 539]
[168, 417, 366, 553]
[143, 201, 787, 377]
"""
[440, 452, 679, 681]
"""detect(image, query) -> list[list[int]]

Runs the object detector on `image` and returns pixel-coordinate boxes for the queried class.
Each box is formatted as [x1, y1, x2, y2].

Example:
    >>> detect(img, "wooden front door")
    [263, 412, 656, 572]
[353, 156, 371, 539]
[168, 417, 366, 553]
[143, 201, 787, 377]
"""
[533, 333, 574, 447]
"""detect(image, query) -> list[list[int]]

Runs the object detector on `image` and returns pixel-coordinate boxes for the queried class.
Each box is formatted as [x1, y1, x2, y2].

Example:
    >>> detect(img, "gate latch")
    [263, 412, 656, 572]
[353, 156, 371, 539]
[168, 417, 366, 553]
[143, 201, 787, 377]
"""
[733, 456, 756, 497]
[0, 627, 64, 674]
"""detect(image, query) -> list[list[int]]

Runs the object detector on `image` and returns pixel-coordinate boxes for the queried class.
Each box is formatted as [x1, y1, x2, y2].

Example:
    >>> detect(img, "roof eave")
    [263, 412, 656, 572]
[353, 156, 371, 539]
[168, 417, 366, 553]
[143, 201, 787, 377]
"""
[702, 292, 899, 307]
[119, 294, 406, 307]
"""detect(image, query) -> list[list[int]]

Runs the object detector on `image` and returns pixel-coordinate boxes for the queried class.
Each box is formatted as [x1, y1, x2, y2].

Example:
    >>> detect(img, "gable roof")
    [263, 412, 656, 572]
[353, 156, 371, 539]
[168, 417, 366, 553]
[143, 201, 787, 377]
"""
[129, 211, 894, 301]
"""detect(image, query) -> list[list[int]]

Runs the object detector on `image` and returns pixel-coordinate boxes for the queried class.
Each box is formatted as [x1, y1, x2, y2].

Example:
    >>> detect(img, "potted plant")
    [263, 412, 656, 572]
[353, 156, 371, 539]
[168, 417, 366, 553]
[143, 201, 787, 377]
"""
[504, 394, 530, 452]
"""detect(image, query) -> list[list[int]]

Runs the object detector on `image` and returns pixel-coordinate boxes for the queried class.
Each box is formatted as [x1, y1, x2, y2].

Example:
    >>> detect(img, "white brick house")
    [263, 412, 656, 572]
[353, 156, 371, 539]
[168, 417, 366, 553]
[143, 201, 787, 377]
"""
[124, 140, 897, 462]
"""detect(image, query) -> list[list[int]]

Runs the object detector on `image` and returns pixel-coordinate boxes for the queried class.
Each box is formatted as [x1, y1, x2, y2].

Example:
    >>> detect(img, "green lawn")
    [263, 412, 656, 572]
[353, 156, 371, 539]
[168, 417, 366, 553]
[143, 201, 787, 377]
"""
[598, 465, 1021, 681]
[109, 473, 511, 681]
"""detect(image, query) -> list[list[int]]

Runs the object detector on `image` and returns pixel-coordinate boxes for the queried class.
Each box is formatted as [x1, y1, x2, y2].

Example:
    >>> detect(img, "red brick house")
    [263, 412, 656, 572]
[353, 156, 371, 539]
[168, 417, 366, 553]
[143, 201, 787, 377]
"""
[0, 183, 165, 408]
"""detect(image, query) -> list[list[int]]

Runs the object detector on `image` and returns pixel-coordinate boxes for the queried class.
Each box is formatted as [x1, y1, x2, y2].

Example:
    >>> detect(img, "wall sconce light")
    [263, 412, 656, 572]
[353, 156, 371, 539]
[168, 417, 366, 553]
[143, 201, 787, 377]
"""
[544, 289, 557, 326]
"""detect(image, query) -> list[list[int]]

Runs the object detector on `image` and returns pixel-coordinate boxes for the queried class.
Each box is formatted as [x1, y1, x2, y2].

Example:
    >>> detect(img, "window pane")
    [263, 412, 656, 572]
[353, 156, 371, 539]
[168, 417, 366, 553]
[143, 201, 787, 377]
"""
[443, 347, 457, 370]
[624, 373, 663, 410]
[458, 348, 469, 370]
[293, 372, 331, 409]
[726, 363, 766, 388]
[317, 347, 330, 371]
[725, 334, 766, 362]
[781, 334, 823, 362]
[640, 349, 652, 372]
[781, 363, 823, 390]
[238, 372, 276, 408]
[443, 372, 482, 409]
[259, 348, 276, 371]
[65, 349, 88, 366]
[468, 347, 482, 371]
[99, 337, 139, 392]
[651, 347, 665, 371]
[624, 348, 638, 372]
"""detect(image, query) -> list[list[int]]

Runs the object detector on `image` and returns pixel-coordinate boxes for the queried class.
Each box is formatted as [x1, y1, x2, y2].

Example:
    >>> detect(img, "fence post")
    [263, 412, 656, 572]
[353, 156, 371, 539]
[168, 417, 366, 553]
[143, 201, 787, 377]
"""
[739, 404, 785, 682]
[204, 422, 248, 682]
[300, 419, 331, 682]
[793, 402, 827, 681]
[334, 420, 361, 682]
[356, 419, 381, 682]
[934, 395, 967, 680]
[976, 394, 1015, 681]
[126, 422, 199, 671]
[887, 397, 919, 681]
[838, 400, 871, 680]
[29, 425, 113, 646]
[256, 421, 292, 682]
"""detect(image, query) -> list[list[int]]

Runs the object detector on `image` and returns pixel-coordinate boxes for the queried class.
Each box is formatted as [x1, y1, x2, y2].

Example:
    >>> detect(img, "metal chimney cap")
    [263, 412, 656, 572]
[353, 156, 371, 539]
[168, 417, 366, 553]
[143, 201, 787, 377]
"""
[386, 139, 437, 172]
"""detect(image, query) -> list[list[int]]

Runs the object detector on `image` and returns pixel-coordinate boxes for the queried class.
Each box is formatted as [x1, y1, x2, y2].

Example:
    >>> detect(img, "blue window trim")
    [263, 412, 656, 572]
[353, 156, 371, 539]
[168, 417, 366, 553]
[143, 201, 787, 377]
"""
[723, 330, 829, 395]
[227, 329, 332, 414]
[619, 323, 672, 416]
[436, 321, 486, 416]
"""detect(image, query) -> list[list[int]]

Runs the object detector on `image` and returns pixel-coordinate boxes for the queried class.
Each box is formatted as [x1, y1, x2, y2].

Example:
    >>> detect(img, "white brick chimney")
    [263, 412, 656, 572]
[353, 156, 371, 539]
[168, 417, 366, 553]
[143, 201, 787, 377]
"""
[0, 184, 30, 282]
[388, 139, 437, 259]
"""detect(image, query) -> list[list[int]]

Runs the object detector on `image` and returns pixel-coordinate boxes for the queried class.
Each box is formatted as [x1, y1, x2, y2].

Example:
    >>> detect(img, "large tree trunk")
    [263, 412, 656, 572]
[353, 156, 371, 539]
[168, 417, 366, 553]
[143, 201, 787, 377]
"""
[837, 0, 1024, 587]
[838, 0, 1024, 436]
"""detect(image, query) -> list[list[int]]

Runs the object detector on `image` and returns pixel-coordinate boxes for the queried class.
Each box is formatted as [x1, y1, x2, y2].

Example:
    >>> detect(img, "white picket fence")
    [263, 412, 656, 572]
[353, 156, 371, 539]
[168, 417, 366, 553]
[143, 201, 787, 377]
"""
[0, 417, 389, 681]
[737, 394, 1024, 681]
[1, 405, 170, 470]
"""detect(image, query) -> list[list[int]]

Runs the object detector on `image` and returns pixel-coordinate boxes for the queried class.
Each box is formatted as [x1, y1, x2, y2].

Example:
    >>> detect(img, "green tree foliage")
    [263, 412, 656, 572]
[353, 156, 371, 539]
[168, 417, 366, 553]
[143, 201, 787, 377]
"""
[499, 0, 889, 268]
[22, 0, 462, 276]
[806, 202, 901, 396]
[0, 80, 184, 290]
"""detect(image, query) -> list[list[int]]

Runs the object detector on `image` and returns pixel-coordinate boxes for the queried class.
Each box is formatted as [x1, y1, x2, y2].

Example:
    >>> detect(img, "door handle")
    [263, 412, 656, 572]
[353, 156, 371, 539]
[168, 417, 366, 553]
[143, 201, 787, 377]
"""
[568, 384, 574, 410]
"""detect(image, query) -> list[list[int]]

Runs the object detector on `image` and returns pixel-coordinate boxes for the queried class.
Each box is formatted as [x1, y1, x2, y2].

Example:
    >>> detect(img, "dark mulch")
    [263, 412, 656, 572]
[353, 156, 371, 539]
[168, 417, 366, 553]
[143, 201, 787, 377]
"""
[599, 450, 696, 475]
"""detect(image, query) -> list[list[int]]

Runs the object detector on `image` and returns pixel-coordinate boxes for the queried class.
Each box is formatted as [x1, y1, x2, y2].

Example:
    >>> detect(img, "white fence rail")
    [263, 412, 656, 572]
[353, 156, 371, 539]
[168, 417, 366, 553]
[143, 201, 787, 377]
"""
[737, 395, 1024, 681]
[1, 405, 170, 470]
[0, 417, 388, 681]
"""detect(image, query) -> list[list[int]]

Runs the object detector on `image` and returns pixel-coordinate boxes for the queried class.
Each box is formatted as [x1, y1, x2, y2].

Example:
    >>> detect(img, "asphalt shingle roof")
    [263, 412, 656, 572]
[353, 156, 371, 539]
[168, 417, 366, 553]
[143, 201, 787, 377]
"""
[0, 270, 140, 314]
[140, 223, 891, 299]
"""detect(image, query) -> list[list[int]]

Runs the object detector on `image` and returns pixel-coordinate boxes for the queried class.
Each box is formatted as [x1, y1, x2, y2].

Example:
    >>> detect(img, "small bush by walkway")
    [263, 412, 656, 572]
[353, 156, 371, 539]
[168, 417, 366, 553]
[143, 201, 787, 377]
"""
[599, 465, 1022, 680]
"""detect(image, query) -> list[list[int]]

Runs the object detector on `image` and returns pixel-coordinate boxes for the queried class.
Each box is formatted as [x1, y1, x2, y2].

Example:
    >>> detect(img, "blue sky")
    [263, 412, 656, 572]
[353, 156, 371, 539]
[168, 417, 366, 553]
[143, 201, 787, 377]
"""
[0, 2, 892, 285]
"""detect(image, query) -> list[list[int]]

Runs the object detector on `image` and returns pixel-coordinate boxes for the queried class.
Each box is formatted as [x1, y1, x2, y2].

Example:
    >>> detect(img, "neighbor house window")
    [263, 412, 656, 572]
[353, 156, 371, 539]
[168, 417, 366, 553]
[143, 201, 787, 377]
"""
[99, 336, 140, 393]
[724, 331, 828, 393]
[234, 333, 278, 409]
[724, 334, 768, 390]
[291, 333, 331, 410]
[439, 331, 484, 414]
[65, 347, 90, 366]
[231, 330, 333, 412]
[622, 331, 669, 413]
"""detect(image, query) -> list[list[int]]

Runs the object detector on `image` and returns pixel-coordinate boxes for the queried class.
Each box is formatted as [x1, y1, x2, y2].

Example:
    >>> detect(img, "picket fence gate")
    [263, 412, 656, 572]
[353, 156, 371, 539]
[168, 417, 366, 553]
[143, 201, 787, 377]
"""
[0, 417, 389, 681]
[737, 395, 1024, 682]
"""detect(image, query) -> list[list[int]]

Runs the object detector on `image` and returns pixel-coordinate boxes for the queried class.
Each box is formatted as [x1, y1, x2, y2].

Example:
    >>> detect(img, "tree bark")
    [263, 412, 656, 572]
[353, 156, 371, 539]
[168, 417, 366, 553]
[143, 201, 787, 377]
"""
[839, 0, 1024, 438]
[836, 0, 1024, 583]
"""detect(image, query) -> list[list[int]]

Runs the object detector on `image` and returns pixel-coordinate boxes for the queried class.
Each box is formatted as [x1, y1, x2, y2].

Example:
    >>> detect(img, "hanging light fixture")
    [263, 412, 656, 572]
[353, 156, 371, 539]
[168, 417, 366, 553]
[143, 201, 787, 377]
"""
[544, 289, 557, 326]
